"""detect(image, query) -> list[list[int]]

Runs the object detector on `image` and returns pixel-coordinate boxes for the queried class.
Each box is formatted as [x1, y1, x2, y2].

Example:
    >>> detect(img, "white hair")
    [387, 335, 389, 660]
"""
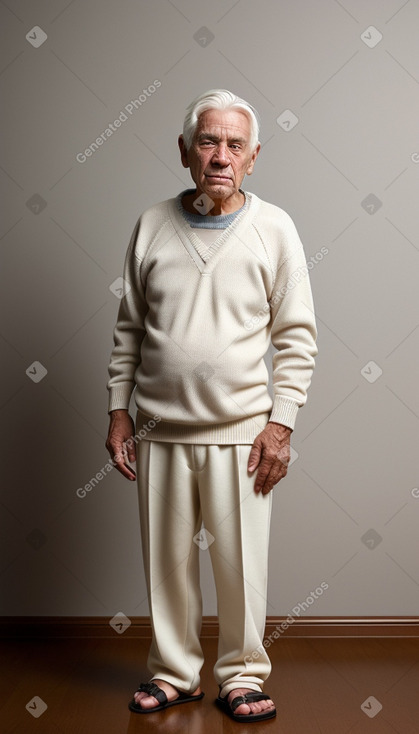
[182, 89, 260, 152]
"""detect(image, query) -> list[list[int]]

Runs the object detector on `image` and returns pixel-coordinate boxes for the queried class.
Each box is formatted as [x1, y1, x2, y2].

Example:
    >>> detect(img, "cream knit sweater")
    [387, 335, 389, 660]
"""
[107, 190, 318, 443]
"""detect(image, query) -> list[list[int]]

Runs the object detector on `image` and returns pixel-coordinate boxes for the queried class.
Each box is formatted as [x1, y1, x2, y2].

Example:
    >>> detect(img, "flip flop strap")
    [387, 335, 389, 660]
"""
[230, 692, 270, 712]
[137, 682, 167, 705]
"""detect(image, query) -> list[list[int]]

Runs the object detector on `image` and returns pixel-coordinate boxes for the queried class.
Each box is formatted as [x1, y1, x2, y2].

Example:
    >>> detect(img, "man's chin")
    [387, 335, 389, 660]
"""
[202, 179, 234, 196]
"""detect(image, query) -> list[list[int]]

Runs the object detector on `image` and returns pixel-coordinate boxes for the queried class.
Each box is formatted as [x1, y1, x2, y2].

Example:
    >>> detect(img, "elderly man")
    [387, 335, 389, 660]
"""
[106, 89, 317, 723]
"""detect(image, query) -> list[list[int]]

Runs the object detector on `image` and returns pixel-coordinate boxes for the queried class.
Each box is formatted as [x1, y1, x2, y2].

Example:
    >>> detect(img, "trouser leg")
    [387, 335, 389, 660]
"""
[197, 444, 273, 699]
[135, 437, 204, 693]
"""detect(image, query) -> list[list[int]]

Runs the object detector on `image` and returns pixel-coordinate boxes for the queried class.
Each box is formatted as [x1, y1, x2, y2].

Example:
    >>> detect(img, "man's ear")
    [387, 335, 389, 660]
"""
[178, 135, 189, 169]
[246, 142, 261, 175]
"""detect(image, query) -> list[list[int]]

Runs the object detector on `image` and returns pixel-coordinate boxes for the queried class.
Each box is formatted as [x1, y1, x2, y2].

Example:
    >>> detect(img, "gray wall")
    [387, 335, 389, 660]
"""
[1, 0, 419, 619]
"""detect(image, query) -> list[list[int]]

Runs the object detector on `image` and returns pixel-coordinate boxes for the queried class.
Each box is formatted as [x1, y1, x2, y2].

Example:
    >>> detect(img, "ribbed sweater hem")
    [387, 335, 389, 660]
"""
[135, 410, 271, 445]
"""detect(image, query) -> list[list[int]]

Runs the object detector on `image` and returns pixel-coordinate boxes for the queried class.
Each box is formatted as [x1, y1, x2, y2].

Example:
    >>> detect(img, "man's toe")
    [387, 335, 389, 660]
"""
[142, 695, 160, 709]
[134, 693, 160, 709]
[248, 700, 264, 714]
[234, 702, 252, 715]
[133, 690, 160, 709]
[229, 692, 275, 717]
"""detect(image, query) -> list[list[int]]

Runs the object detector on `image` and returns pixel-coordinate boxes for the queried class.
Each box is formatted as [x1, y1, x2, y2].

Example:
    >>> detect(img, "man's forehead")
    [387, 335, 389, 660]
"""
[195, 108, 251, 136]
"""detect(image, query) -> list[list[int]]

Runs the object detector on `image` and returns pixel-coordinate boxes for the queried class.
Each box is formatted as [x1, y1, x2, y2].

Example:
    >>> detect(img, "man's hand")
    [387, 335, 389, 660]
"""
[247, 421, 293, 495]
[105, 409, 137, 481]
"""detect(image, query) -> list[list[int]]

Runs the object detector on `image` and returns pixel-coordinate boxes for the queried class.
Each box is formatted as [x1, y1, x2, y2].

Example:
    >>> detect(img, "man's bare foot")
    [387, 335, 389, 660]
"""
[133, 679, 202, 710]
[227, 687, 275, 716]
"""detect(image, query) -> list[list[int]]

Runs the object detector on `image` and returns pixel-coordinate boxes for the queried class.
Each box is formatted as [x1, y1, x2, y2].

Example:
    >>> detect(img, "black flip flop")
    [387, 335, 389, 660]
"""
[128, 681, 204, 714]
[216, 691, 276, 722]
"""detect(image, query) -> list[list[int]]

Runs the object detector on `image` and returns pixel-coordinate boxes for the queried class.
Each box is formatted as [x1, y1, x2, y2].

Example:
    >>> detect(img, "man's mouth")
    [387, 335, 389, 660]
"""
[205, 174, 231, 181]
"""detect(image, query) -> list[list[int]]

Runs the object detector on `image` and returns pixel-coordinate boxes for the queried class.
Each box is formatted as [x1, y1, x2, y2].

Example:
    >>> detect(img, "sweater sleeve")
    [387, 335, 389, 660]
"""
[106, 216, 147, 413]
[268, 215, 318, 431]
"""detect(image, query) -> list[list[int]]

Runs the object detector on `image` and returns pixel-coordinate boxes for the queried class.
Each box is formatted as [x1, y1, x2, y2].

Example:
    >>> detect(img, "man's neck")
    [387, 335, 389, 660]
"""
[181, 189, 245, 216]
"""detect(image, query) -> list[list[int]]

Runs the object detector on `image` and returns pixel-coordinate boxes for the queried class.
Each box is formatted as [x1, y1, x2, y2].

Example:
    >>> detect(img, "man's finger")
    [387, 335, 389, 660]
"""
[112, 443, 136, 481]
[125, 437, 137, 463]
[253, 457, 271, 493]
[264, 462, 289, 494]
[115, 459, 136, 481]
[248, 442, 262, 471]
[261, 466, 281, 495]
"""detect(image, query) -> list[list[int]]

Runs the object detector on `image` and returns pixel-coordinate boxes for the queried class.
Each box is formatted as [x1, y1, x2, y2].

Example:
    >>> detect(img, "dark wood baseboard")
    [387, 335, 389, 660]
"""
[1, 616, 418, 639]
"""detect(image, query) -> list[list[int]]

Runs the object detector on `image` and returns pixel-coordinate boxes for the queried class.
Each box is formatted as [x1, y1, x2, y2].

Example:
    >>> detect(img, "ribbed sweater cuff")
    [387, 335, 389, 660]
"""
[108, 383, 134, 413]
[269, 395, 300, 431]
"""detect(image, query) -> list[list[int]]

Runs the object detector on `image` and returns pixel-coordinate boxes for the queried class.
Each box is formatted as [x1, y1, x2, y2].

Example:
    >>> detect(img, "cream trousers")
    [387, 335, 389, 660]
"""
[135, 434, 273, 699]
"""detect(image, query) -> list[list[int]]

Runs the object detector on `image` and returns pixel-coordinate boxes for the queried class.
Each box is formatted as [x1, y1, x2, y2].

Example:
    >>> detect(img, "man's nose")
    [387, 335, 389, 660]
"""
[211, 144, 230, 165]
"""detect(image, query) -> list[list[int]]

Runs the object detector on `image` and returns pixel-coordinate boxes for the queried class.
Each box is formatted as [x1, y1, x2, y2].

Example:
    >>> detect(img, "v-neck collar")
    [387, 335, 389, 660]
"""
[170, 189, 258, 274]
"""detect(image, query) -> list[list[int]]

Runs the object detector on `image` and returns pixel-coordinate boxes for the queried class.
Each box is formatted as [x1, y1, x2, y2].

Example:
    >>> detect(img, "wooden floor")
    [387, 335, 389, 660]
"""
[1, 635, 418, 733]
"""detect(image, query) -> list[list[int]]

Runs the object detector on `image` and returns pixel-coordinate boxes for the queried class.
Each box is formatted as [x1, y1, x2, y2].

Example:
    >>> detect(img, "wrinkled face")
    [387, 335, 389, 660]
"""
[179, 108, 260, 200]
